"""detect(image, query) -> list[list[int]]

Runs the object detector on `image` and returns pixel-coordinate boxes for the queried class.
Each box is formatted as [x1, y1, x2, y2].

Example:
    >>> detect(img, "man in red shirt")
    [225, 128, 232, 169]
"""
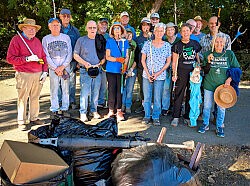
[7, 18, 48, 130]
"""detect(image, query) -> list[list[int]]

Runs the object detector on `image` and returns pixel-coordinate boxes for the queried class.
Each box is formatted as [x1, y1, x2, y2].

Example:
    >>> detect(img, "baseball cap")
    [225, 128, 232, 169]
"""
[120, 11, 129, 18]
[166, 22, 177, 28]
[48, 18, 60, 24]
[99, 17, 108, 23]
[141, 17, 151, 24]
[150, 13, 160, 19]
[60, 9, 71, 15]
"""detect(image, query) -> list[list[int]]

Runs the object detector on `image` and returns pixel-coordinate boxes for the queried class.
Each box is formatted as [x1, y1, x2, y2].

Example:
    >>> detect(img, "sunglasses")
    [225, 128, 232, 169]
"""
[62, 14, 70, 18]
[113, 27, 121, 31]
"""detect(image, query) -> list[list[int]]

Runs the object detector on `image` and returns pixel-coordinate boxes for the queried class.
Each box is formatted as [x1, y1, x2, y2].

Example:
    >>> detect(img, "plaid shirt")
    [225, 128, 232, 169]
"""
[199, 31, 231, 61]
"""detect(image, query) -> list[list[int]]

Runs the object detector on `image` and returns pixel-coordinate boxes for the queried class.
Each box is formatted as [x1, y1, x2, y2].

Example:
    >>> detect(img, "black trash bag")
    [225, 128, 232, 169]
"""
[111, 144, 194, 186]
[0, 163, 74, 186]
[29, 117, 121, 186]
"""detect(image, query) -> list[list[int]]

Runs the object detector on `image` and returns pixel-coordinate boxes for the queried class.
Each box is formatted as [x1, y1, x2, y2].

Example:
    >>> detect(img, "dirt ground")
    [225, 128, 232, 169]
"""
[0, 65, 249, 185]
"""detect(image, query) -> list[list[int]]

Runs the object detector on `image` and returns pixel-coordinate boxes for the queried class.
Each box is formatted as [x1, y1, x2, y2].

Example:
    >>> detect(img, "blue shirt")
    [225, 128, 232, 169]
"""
[176, 33, 199, 43]
[106, 38, 129, 73]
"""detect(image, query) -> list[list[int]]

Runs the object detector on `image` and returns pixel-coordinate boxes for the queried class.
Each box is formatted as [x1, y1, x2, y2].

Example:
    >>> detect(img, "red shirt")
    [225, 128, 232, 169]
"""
[7, 34, 48, 73]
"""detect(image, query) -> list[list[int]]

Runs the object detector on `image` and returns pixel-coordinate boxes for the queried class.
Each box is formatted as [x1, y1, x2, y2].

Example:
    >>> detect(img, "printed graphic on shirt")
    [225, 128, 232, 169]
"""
[211, 56, 228, 74]
[48, 40, 68, 59]
[182, 46, 196, 64]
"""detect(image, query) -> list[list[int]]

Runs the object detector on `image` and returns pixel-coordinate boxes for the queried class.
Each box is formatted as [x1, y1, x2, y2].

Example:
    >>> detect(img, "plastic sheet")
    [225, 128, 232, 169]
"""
[112, 144, 194, 186]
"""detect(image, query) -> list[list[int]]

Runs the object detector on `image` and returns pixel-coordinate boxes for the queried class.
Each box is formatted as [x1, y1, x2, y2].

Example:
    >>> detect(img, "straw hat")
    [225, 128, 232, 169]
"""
[18, 18, 41, 31]
[214, 85, 237, 108]
[109, 22, 126, 38]
[194, 16, 207, 30]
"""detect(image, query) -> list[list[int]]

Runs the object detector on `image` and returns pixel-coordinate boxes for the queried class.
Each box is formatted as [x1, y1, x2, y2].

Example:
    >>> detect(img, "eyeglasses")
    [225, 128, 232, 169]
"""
[23, 27, 36, 31]
[88, 26, 97, 30]
[62, 14, 70, 18]
[113, 27, 121, 31]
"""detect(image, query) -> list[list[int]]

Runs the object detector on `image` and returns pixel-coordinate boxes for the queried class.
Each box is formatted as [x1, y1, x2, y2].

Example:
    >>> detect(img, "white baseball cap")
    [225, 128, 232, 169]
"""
[120, 11, 129, 18]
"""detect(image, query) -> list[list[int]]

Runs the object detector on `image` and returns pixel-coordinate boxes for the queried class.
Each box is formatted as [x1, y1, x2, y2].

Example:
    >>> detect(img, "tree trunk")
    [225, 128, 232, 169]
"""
[147, 0, 164, 17]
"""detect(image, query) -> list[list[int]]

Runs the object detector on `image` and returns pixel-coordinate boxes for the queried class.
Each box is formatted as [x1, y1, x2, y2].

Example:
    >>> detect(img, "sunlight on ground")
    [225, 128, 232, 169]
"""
[228, 153, 250, 179]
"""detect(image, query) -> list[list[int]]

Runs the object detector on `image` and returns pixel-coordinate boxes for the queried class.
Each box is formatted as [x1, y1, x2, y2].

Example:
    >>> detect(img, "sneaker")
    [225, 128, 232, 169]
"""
[184, 119, 195, 127]
[57, 110, 63, 115]
[171, 118, 179, 127]
[116, 111, 125, 121]
[161, 109, 169, 116]
[198, 124, 209, 134]
[30, 119, 44, 125]
[91, 112, 101, 119]
[18, 124, 28, 131]
[62, 111, 70, 117]
[107, 110, 114, 118]
[135, 106, 144, 113]
[50, 111, 58, 119]
[125, 108, 132, 114]
[142, 118, 151, 124]
[80, 114, 88, 122]
[153, 119, 161, 126]
[216, 127, 225, 138]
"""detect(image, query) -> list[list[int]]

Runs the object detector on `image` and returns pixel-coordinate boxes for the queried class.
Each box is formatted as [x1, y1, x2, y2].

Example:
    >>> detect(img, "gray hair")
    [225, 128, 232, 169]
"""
[154, 22, 166, 33]
[216, 33, 226, 44]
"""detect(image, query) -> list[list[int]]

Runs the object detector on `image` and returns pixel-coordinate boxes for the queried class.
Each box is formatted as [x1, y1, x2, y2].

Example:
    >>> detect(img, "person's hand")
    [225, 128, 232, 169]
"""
[26, 55, 39, 62]
[55, 66, 64, 76]
[85, 62, 92, 69]
[39, 72, 48, 84]
[208, 54, 214, 63]
[126, 68, 134, 77]
[116, 57, 125, 64]
[121, 64, 127, 74]
[172, 75, 178, 82]
[152, 71, 161, 80]
[224, 77, 232, 87]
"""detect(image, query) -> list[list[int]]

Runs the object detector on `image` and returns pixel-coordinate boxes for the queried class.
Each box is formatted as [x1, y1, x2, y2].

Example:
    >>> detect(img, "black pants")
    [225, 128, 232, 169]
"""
[172, 68, 192, 119]
[107, 72, 122, 111]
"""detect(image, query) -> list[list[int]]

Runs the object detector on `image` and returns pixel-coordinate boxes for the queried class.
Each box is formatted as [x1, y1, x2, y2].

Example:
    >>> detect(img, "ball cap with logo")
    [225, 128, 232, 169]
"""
[214, 85, 237, 108]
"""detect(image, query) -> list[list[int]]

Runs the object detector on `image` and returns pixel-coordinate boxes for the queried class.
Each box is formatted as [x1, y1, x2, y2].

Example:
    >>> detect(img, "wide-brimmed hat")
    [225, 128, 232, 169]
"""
[18, 18, 41, 31]
[214, 85, 237, 108]
[109, 22, 126, 38]
[194, 16, 207, 29]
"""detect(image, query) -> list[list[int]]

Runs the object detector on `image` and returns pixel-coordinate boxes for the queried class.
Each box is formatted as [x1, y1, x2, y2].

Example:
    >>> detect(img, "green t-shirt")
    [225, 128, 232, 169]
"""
[203, 50, 240, 92]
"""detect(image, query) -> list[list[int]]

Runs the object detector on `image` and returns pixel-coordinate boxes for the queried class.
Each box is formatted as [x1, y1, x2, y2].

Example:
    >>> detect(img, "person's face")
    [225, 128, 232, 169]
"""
[154, 27, 165, 39]
[188, 21, 197, 33]
[120, 15, 129, 26]
[59, 14, 71, 25]
[141, 22, 150, 33]
[180, 26, 191, 40]
[195, 20, 202, 32]
[22, 26, 37, 39]
[49, 20, 61, 36]
[87, 21, 97, 38]
[214, 37, 225, 52]
[166, 27, 175, 37]
[126, 32, 133, 41]
[209, 17, 221, 33]
[113, 26, 122, 37]
[98, 21, 108, 34]
[151, 17, 159, 26]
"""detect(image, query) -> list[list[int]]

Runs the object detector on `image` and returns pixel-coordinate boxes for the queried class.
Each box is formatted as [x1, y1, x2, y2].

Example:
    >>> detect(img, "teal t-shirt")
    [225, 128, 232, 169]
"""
[203, 50, 240, 92]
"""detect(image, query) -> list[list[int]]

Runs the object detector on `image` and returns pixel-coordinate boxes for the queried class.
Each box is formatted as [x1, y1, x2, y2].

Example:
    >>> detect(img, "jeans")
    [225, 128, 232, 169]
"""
[143, 77, 164, 120]
[49, 69, 69, 112]
[162, 71, 171, 110]
[122, 69, 137, 108]
[98, 70, 107, 105]
[202, 89, 225, 128]
[58, 61, 77, 104]
[79, 68, 101, 114]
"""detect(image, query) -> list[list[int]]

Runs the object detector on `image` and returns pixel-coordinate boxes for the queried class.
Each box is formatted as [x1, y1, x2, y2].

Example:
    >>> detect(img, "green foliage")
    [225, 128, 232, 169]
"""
[0, 0, 249, 60]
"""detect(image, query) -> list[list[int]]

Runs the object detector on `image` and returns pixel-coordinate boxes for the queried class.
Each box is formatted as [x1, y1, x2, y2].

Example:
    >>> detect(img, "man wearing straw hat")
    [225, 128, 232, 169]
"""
[7, 18, 48, 130]
[193, 16, 207, 41]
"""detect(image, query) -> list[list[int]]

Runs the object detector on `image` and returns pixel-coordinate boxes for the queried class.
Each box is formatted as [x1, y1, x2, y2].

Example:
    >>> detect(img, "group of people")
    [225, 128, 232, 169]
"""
[7, 9, 241, 138]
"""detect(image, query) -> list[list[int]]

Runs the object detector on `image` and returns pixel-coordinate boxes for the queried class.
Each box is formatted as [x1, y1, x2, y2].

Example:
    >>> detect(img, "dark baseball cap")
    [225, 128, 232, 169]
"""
[48, 18, 60, 24]
[99, 18, 108, 23]
[60, 9, 71, 15]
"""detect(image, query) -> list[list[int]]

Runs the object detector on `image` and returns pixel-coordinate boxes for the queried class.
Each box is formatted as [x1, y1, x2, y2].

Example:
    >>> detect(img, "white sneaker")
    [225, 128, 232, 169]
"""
[171, 118, 179, 127]
[92, 112, 101, 119]
[80, 114, 88, 122]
